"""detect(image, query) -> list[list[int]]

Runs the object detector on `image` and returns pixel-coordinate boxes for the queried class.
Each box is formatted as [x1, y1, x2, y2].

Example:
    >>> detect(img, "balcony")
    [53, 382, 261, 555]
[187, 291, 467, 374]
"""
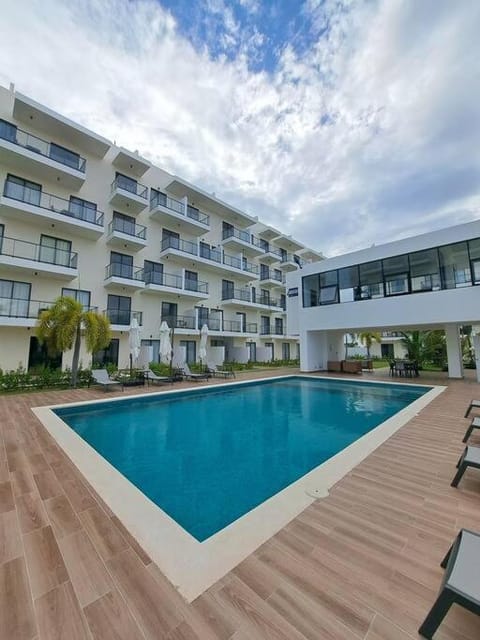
[260, 326, 285, 337]
[261, 246, 283, 265]
[109, 176, 148, 214]
[221, 289, 284, 311]
[0, 179, 104, 240]
[142, 270, 209, 301]
[279, 254, 305, 271]
[258, 269, 285, 288]
[0, 298, 96, 327]
[161, 314, 197, 334]
[104, 309, 143, 331]
[161, 315, 257, 336]
[0, 236, 78, 280]
[160, 237, 259, 281]
[221, 226, 264, 257]
[0, 121, 86, 189]
[104, 263, 145, 291]
[106, 219, 147, 252]
[150, 190, 210, 236]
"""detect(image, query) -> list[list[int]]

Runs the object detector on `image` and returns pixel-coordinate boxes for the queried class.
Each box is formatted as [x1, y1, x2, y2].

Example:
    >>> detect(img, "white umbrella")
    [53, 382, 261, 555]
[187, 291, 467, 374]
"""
[129, 316, 141, 366]
[159, 321, 171, 364]
[199, 323, 208, 364]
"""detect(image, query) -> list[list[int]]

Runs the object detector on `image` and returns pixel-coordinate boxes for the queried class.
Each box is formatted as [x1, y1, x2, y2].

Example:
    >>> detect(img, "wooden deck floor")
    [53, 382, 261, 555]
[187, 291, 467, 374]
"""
[1, 370, 480, 639]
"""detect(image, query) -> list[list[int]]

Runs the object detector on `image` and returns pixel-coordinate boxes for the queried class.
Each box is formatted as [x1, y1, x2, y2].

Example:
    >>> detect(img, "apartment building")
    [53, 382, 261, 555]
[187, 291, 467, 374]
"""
[0, 84, 323, 371]
[287, 219, 480, 378]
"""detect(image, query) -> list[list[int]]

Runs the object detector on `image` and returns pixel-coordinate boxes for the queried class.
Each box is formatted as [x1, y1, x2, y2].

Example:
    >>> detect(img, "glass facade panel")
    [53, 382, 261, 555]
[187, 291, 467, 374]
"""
[49, 143, 80, 170]
[409, 248, 440, 292]
[439, 242, 471, 289]
[338, 265, 359, 302]
[302, 274, 319, 307]
[62, 288, 91, 309]
[359, 261, 384, 299]
[469, 239, 480, 284]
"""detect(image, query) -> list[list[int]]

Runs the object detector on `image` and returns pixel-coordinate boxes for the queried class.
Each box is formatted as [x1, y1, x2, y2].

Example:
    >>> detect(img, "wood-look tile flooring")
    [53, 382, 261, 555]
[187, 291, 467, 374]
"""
[1, 369, 480, 639]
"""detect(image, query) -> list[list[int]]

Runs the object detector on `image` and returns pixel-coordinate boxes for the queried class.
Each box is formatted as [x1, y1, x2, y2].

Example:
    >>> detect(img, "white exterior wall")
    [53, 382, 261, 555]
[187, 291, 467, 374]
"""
[0, 85, 322, 371]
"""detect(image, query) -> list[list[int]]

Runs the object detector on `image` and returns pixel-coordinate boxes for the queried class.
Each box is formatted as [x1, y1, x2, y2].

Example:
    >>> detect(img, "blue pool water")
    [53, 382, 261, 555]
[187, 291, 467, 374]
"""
[55, 377, 429, 541]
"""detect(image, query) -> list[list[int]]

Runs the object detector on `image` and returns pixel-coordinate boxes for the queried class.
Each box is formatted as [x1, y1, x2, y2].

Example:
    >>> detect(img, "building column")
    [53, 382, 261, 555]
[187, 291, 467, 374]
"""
[472, 330, 480, 383]
[445, 324, 463, 379]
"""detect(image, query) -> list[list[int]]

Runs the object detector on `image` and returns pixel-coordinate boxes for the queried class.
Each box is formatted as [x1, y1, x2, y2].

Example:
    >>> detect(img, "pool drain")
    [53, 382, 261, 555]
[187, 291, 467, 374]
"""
[305, 487, 329, 499]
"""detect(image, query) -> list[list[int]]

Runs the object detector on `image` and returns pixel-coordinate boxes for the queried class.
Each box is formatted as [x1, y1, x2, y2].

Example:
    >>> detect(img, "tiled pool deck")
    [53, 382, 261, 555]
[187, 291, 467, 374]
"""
[1, 369, 480, 639]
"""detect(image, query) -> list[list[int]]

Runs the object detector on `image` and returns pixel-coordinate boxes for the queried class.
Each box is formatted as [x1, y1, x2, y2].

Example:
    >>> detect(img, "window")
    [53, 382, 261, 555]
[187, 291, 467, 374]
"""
[222, 221, 234, 240]
[0, 223, 4, 253]
[112, 211, 135, 236]
[0, 279, 31, 317]
[49, 143, 80, 170]
[273, 268, 282, 281]
[439, 242, 471, 289]
[39, 235, 72, 266]
[5, 174, 41, 206]
[144, 260, 163, 285]
[247, 342, 256, 362]
[222, 279, 234, 300]
[0, 119, 17, 143]
[338, 265, 359, 302]
[110, 251, 133, 278]
[236, 312, 246, 332]
[302, 274, 319, 307]
[115, 172, 137, 194]
[359, 261, 384, 299]
[141, 339, 160, 363]
[197, 306, 209, 329]
[106, 294, 131, 325]
[282, 343, 290, 360]
[162, 228, 179, 250]
[259, 238, 269, 252]
[184, 270, 198, 291]
[161, 302, 177, 325]
[468, 238, 480, 284]
[179, 340, 196, 364]
[62, 288, 91, 309]
[280, 294, 286, 310]
[28, 336, 62, 371]
[409, 248, 440, 292]
[260, 288, 270, 305]
[275, 317, 284, 335]
[260, 264, 269, 280]
[383, 254, 409, 296]
[93, 339, 119, 368]
[69, 196, 97, 223]
[319, 270, 338, 304]
[260, 316, 270, 334]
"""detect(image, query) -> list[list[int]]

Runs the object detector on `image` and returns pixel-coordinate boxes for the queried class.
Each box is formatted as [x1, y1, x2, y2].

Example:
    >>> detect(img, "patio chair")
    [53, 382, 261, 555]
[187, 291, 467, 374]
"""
[451, 446, 480, 487]
[92, 369, 124, 391]
[463, 417, 480, 443]
[418, 528, 480, 638]
[206, 362, 235, 379]
[145, 368, 172, 386]
[182, 363, 209, 381]
[465, 400, 480, 418]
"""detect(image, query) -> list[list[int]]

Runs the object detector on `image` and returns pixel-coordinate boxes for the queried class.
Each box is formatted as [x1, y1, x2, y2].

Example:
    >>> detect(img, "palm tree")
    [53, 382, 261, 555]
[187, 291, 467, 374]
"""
[37, 296, 111, 387]
[358, 331, 382, 359]
[399, 331, 425, 367]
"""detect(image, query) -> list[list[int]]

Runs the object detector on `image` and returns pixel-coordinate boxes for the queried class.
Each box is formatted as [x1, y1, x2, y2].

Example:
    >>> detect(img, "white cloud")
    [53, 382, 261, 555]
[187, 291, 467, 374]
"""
[0, 0, 478, 256]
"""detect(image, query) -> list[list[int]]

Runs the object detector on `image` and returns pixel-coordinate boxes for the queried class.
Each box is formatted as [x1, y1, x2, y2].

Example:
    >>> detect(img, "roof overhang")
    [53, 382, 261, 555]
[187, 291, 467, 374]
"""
[13, 93, 111, 158]
[272, 235, 305, 252]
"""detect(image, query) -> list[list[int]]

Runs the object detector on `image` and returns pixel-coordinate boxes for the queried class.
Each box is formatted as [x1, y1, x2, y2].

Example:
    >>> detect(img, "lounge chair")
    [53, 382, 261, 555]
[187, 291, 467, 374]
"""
[144, 368, 172, 386]
[182, 363, 209, 381]
[92, 369, 124, 391]
[465, 400, 480, 418]
[419, 528, 480, 638]
[451, 446, 480, 487]
[463, 417, 480, 443]
[206, 362, 235, 379]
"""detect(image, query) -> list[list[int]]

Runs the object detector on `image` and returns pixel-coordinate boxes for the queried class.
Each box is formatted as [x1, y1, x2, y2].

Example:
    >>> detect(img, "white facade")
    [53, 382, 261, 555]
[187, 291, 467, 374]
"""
[0, 85, 323, 371]
[287, 220, 480, 378]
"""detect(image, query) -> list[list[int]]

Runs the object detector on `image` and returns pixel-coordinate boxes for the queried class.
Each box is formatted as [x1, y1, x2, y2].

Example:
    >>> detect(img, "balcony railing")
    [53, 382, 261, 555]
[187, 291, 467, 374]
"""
[222, 288, 251, 302]
[0, 235, 78, 268]
[104, 263, 144, 281]
[161, 236, 197, 256]
[151, 190, 210, 226]
[161, 315, 196, 330]
[0, 298, 97, 319]
[263, 246, 283, 258]
[281, 253, 305, 267]
[144, 270, 182, 289]
[3, 180, 104, 226]
[260, 326, 284, 335]
[184, 278, 209, 294]
[104, 309, 143, 326]
[108, 219, 146, 239]
[222, 226, 263, 250]
[111, 176, 148, 200]
[0, 121, 86, 172]
[260, 269, 284, 282]
[258, 295, 283, 308]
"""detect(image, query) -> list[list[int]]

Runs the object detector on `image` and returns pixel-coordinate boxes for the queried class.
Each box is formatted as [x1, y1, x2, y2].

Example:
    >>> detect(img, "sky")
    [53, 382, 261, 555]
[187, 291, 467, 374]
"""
[0, 0, 479, 257]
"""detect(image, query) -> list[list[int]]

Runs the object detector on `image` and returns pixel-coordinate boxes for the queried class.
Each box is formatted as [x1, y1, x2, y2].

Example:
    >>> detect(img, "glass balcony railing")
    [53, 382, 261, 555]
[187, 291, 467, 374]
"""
[144, 270, 182, 289]
[161, 236, 197, 256]
[0, 120, 86, 172]
[281, 253, 305, 267]
[3, 179, 104, 226]
[108, 219, 146, 240]
[0, 298, 97, 319]
[104, 263, 144, 281]
[151, 190, 210, 225]
[0, 235, 78, 269]
[111, 176, 148, 200]
[260, 326, 284, 335]
[161, 315, 196, 330]
[104, 309, 143, 325]
[260, 269, 284, 282]
[184, 278, 209, 294]
[222, 288, 251, 302]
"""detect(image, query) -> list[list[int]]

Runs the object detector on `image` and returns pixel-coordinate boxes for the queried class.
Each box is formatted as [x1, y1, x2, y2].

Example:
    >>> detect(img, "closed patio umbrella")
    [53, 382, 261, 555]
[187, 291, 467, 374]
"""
[199, 323, 208, 364]
[129, 316, 141, 369]
[159, 321, 171, 364]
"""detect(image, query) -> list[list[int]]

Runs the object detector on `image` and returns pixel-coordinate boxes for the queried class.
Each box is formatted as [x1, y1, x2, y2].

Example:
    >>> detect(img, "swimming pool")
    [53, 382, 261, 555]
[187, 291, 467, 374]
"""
[54, 376, 429, 541]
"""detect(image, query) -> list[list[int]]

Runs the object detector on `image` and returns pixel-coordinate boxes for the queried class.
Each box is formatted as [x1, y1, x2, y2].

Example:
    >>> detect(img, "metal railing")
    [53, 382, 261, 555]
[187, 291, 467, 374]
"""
[263, 245, 283, 258]
[104, 309, 143, 325]
[144, 270, 182, 289]
[259, 269, 283, 282]
[150, 190, 209, 225]
[161, 315, 196, 330]
[161, 236, 198, 256]
[0, 298, 97, 318]
[184, 278, 209, 294]
[3, 179, 104, 226]
[104, 263, 144, 281]
[111, 176, 148, 200]
[0, 235, 78, 268]
[222, 226, 250, 243]
[0, 121, 86, 172]
[260, 326, 285, 335]
[281, 253, 305, 267]
[108, 219, 146, 240]
[199, 243, 222, 263]
[222, 288, 251, 302]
